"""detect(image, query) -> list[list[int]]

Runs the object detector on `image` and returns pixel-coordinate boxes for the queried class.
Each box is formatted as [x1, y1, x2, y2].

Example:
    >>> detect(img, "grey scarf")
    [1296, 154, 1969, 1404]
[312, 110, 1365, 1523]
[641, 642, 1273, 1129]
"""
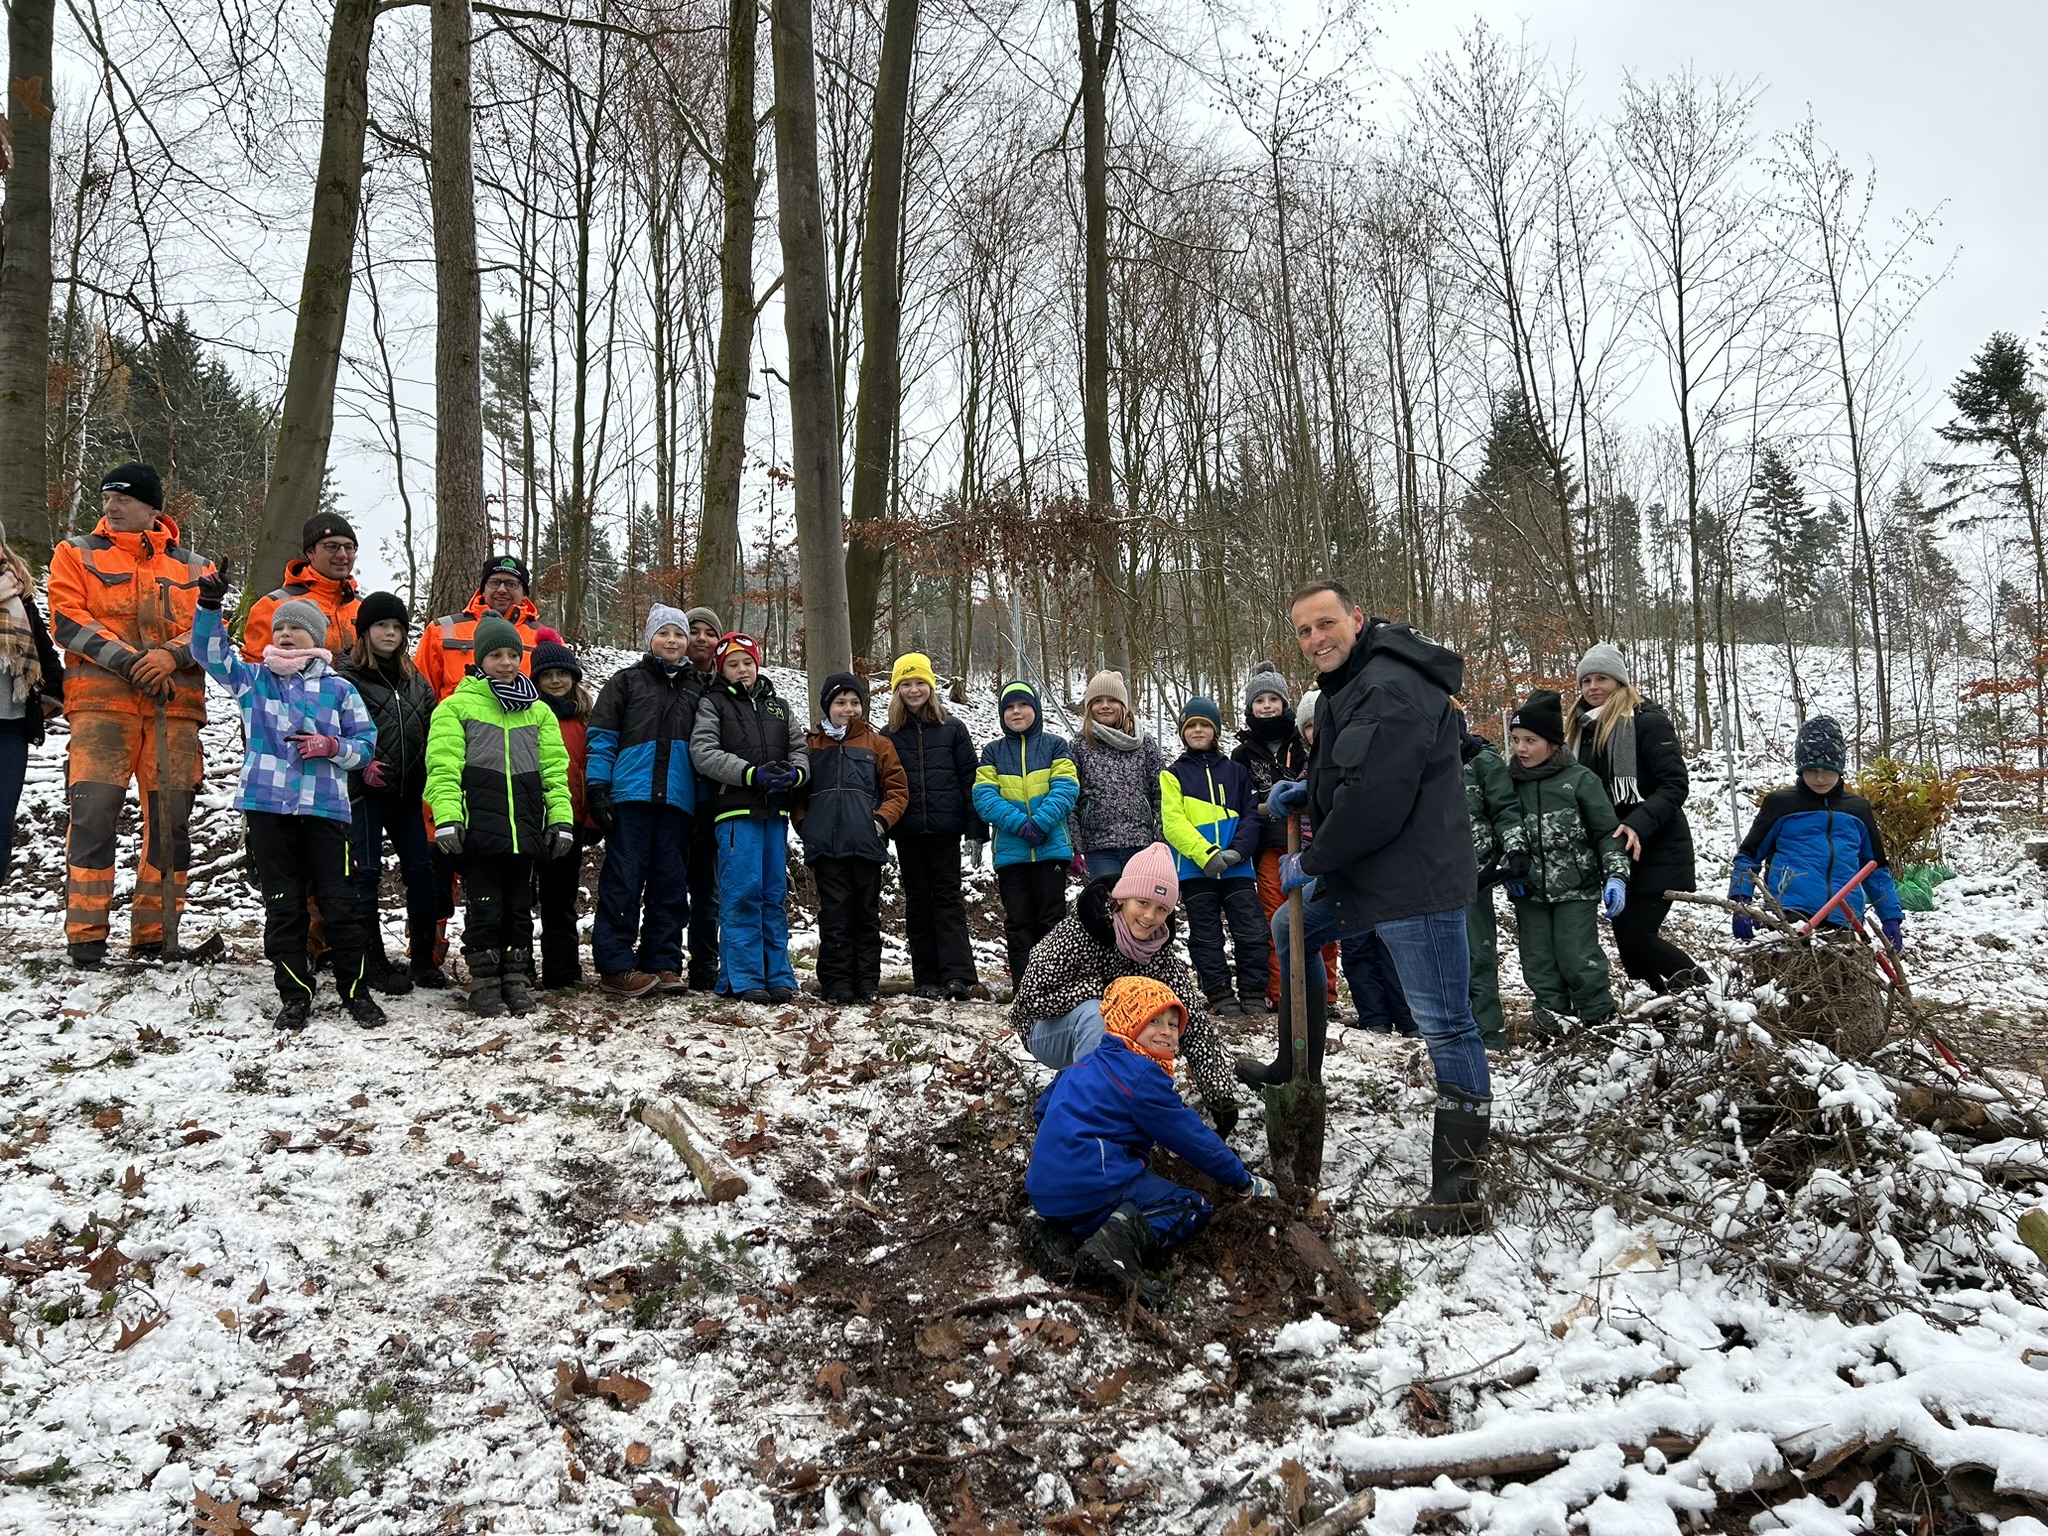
[1090, 722, 1139, 752]
[1583, 703, 1641, 806]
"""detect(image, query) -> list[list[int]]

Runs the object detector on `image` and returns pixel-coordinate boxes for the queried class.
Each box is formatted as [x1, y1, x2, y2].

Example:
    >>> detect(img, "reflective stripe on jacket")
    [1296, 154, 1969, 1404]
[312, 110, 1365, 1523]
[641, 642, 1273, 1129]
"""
[47, 515, 210, 721]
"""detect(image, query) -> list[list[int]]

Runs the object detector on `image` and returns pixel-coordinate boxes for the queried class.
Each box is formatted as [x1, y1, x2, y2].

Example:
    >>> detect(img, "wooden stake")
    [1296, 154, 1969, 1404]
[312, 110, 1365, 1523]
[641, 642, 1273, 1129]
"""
[634, 1098, 749, 1203]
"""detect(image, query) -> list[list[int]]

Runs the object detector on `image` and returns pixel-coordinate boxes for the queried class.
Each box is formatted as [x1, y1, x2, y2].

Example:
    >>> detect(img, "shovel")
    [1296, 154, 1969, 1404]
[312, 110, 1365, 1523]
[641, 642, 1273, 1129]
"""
[1263, 814, 1326, 1191]
[145, 576, 225, 966]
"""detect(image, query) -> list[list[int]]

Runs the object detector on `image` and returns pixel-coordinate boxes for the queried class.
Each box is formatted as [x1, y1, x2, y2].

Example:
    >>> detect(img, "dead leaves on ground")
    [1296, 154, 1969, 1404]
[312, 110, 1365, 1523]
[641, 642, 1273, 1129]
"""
[193, 1489, 256, 1536]
[554, 1359, 653, 1411]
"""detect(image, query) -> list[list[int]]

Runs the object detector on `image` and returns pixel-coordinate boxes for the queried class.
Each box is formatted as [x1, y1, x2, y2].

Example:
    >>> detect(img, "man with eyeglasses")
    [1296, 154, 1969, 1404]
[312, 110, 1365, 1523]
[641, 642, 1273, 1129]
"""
[414, 555, 543, 703]
[241, 513, 363, 661]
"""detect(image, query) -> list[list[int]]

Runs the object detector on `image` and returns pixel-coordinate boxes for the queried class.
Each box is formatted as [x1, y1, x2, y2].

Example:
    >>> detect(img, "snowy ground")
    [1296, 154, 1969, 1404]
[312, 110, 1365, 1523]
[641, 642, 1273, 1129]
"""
[1, 646, 2044, 1535]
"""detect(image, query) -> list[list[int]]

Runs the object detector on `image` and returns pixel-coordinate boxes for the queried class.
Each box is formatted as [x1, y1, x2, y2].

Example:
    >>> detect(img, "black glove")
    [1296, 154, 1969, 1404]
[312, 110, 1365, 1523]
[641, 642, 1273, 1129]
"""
[545, 824, 576, 861]
[587, 783, 618, 833]
[1503, 850, 1533, 882]
[194, 565, 230, 610]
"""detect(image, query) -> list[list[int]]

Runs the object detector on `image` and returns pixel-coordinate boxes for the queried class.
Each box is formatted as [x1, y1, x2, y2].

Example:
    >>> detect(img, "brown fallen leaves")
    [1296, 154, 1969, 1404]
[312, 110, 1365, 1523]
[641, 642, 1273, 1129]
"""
[115, 1312, 164, 1351]
[554, 1360, 653, 1411]
[193, 1489, 256, 1536]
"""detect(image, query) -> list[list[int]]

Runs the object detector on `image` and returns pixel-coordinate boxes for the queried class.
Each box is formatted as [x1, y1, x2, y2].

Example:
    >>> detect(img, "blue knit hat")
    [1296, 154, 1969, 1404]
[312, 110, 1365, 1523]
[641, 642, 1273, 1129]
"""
[999, 679, 1040, 733]
[531, 635, 581, 683]
[1179, 696, 1223, 740]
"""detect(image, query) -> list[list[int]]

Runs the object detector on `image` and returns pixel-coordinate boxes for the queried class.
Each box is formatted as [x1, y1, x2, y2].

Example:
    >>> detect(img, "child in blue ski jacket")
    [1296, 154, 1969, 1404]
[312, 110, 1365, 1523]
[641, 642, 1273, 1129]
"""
[193, 583, 383, 1030]
[1026, 974, 1273, 1300]
[1730, 716, 1904, 947]
[973, 680, 1080, 982]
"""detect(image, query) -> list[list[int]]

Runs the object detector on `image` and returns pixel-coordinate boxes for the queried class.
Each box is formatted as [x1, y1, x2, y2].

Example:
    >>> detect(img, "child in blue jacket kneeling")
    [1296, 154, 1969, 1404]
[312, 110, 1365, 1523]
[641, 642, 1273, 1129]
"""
[1026, 974, 1274, 1300]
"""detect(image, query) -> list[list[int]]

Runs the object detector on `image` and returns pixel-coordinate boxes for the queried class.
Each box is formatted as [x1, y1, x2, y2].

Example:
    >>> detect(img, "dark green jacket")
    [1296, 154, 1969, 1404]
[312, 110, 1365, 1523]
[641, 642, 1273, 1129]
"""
[1508, 751, 1631, 904]
[1463, 742, 1527, 871]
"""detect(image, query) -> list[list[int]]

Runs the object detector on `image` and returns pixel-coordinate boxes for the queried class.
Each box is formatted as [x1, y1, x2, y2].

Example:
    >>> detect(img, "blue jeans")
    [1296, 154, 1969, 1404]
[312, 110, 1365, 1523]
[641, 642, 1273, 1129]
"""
[1084, 846, 1140, 882]
[715, 815, 796, 993]
[1026, 1000, 1107, 1068]
[0, 718, 27, 888]
[1275, 895, 1490, 1099]
[349, 793, 439, 960]
[1341, 930, 1416, 1035]
[593, 801, 692, 975]
[1063, 1172, 1212, 1249]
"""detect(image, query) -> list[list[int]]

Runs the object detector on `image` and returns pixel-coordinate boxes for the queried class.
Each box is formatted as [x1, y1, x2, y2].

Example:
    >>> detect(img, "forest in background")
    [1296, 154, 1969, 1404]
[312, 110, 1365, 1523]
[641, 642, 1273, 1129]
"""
[2, 1, 2046, 783]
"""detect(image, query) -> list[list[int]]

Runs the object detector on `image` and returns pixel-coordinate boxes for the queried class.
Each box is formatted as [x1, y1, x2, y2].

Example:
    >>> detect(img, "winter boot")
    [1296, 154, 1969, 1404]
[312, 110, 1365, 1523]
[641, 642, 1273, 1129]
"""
[465, 949, 507, 1019]
[68, 941, 107, 971]
[364, 941, 415, 996]
[1382, 1087, 1491, 1237]
[273, 996, 312, 1031]
[1076, 1203, 1166, 1304]
[1018, 1213, 1084, 1280]
[409, 913, 450, 988]
[346, 993, 389, 1029]
[1234, 977, 1327, 1089]
[499, 951, 537, 1015]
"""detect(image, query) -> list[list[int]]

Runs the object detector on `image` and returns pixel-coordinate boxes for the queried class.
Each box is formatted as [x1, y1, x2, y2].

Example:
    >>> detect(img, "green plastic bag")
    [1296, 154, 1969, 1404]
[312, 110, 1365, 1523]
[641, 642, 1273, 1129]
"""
[1895, 863, 1956, 913]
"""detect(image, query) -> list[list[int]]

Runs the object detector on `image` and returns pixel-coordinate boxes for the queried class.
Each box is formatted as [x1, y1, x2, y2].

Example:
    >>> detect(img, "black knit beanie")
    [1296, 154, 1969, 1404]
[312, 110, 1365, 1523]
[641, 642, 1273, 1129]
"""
[301, 511, 357, 551]
[101, 463, 163, 511]
[356, 591, 408, 631]
[1511, 689, 1566, 746]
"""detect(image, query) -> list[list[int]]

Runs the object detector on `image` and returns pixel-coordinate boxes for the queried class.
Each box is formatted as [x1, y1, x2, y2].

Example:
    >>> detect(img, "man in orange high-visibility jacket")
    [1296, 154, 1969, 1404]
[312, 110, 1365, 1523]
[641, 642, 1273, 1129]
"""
[413, 554, 543, 702]
[241, 512, 363, 661]
[47, 464, 215, 968]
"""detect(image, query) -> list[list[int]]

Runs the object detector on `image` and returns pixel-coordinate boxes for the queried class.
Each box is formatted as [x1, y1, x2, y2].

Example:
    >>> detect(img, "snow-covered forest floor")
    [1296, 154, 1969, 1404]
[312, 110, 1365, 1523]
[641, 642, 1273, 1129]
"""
[2, 649, 2045, 1536]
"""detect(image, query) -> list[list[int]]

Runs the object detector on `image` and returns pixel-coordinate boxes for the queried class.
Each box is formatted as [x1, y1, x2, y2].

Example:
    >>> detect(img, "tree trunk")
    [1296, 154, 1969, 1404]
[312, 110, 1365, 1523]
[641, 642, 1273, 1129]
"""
[1073, 0, 1129, 675]
[843, 0, 919, 666]
[770, 0, 852, 707]
[0, 0, 57, 569]
[243, 0, 378, 613]
[696, 0, 759, 624]
[426, 0, 488, 620]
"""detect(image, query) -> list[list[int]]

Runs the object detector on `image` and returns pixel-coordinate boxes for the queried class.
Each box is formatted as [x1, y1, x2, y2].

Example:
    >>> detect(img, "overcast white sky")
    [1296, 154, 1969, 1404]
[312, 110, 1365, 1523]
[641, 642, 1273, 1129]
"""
[1368, 0, 2048, 405]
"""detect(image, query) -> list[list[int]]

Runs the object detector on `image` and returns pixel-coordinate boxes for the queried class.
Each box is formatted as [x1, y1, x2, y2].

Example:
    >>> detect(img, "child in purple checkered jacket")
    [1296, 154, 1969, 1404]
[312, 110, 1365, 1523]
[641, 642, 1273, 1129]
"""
[193, 587, 383, 1031]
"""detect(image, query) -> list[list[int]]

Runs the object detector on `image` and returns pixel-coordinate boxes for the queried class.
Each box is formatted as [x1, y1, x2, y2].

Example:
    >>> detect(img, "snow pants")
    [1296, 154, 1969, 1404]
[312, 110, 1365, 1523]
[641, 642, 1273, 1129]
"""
[1052, 1171, 1212, 1251]
[349, 793, 439, 968]
[687, 804, 720, 989]
[535, 845, 587, 987]
[593, 802, 691, 978]
[460, 853, 535, 959]
[813, 854, 884, 997]
[1467, 889, 1505, 1049]
[1253, 850, 1340, 1006]
[714, 814, 796, 994]
[996, 860, 1067, 983]
[1512, 898, 1614, 1026]
[1183, 876, 1272, 1004]
[896, 831, 978, 989]
[64, 709, 198, 947]
[248, 811, 367, 1003]
[0, 717, 28, 888]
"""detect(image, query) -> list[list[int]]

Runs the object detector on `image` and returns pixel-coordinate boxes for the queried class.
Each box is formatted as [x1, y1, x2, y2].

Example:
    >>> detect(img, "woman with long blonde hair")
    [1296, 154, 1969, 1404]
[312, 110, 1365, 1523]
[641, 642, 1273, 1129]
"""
[1566, 643, 1699, 992]
[0, 521, 65, 888]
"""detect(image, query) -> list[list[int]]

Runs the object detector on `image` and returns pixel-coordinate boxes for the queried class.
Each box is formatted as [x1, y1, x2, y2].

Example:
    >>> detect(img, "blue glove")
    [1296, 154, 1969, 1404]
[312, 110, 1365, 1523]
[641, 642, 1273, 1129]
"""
[1017, 818, 1048, 848]
[1601, 877, 1627, 919]
[1277, 852, 1313, 896]
[1731, 915, 1754, 942]
[1265, 779, 1308, 820]
[1506, 882, 1526, 900]
[1881, 917, 1903, 950]
[1241, 1173, 1278, 1199]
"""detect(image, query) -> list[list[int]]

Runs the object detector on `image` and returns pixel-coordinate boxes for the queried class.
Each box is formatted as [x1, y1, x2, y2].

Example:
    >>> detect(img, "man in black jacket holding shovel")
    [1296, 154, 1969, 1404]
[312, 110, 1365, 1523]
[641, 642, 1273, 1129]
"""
[1238, 580, 1491, 1234]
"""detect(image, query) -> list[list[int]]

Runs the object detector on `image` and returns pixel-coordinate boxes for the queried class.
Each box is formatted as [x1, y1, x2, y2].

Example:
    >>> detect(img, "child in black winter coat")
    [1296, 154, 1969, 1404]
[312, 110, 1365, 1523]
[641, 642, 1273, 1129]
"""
[883, 653, 984, 1000]
[531, 631, 600, 990]
[337, 591, 442, 994]
[796, 673, 909, 1004]
[1163, 697, 1270, 1015]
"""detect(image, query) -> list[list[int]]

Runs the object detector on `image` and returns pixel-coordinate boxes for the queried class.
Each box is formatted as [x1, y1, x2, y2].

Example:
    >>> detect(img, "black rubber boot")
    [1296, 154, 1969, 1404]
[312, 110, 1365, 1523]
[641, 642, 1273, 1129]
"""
[1234, 976, 1327, 1089]
[365, 943, 415, 996]
[347, 993, 389, 1029]
[1383, 1087, 1491, 1236]
[274, 996, 312, 1031]
[499, 951, 537, 1015]
[466, 949, 507, 1018]
[69, 941, 107, 971]
[1077, 1203, 1166, 1303]
[1019, 1213, 1084, 1280]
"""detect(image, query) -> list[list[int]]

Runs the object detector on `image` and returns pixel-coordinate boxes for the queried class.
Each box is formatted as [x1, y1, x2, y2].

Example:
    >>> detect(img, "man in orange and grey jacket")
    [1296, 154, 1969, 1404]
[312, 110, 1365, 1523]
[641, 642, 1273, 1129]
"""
[241, 512, 363, 661]
[46, 463, 215, 968]
[413, 554, 544, 702]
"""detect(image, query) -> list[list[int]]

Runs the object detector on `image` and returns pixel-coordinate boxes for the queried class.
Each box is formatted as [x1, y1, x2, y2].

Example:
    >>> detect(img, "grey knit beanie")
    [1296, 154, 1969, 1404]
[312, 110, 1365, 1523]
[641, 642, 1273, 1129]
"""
[1296, 688, 1320, 736]
[683, 605, 721, 632]
[645, 603, 689, 649]
[1577, 642, 1629, 687]
[1242, 659, 1292, 714]
[271, 598, 328, 647]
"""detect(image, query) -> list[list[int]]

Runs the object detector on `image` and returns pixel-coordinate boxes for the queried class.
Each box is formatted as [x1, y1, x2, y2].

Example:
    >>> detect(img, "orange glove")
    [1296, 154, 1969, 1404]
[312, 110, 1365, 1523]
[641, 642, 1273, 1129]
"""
[129, 648, 179, 696]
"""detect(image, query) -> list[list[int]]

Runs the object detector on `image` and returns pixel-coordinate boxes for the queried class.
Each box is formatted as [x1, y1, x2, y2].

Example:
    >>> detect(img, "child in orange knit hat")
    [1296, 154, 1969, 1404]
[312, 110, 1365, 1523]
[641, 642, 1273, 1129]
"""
[1024, 975, 1276, 1300]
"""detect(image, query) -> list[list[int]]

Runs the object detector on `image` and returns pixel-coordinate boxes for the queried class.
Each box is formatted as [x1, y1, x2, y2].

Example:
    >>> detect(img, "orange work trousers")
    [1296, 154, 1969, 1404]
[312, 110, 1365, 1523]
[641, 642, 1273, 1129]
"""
[1254, 849, 1340, 1006]
[66, 709, 201, 947]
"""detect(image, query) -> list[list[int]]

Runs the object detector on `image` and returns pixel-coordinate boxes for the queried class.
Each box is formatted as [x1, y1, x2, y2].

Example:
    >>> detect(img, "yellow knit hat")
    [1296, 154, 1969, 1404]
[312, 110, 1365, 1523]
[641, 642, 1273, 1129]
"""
[890, 652, 938, 690]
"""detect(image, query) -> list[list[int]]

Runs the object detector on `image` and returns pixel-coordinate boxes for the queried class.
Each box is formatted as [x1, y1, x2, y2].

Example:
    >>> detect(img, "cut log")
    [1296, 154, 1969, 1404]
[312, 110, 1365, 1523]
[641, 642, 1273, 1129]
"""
[1284, 1222, 1377, 1326]
[1302, 1488, 1374, 1536]
[634, 1098, 749, 1203]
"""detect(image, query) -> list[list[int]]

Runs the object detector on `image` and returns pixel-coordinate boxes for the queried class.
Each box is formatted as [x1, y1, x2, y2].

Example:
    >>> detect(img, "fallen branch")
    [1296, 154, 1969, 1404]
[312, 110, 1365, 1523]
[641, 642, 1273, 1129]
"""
[1285, 1221, 1377, 1326]
[633, 1098, 748, 1203]
[1302, 1488, 1374, 1536]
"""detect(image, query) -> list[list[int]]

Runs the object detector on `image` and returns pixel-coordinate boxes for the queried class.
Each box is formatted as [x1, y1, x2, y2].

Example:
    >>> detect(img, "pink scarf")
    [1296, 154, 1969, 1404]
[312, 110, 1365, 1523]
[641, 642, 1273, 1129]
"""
[1112, 911, 1171, 963]
[264, 645, 332, 677]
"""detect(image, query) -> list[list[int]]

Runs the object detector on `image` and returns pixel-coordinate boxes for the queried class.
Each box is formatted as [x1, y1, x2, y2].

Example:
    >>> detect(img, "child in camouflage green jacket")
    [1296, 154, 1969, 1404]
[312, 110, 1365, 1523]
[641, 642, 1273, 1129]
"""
[1504, 690, 1631, 1032]
[1461, 714, 1528, 1049]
